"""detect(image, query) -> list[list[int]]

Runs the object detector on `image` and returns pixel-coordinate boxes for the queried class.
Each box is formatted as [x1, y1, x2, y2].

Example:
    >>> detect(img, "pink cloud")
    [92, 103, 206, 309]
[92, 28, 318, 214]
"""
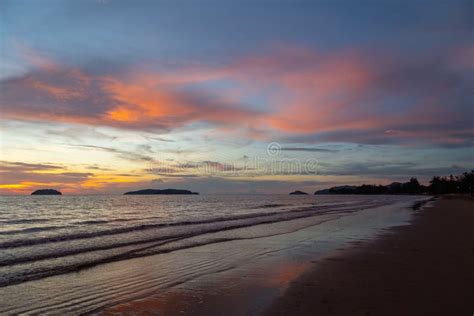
[1, 44, 472, 146]
[0, 51, 260, 131]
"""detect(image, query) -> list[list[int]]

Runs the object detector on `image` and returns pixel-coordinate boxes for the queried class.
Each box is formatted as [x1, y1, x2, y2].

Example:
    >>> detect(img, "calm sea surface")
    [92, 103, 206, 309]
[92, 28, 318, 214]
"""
[0, 194, 428, 314]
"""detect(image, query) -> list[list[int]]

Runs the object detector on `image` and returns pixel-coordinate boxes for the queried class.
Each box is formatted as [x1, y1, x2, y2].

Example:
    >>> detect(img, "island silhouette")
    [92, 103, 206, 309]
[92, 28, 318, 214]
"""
[289, 190, 309, 195]
[31, 189, 62, 195]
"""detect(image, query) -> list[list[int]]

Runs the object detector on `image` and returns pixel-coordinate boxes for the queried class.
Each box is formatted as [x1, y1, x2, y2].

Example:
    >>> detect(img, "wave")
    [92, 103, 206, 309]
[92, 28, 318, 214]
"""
[0, 202, 382, 270]
[0, 202, 360, 250]
[0, 218, 51, 224]
[254, 203, 287, 209]
[0, 197, 417, 288]
[0, 225, 71, 236]
[0, 214, 339, 288]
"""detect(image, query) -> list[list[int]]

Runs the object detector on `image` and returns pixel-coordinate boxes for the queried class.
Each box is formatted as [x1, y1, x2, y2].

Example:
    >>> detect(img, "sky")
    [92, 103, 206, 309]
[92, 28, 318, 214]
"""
[0, 0, 473, 194]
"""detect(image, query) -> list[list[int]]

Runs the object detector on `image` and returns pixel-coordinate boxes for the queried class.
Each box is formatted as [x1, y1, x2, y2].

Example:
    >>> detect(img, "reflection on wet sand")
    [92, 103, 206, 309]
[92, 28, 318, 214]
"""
[100, 259, 313, 316]
[1, 197, 422, 315]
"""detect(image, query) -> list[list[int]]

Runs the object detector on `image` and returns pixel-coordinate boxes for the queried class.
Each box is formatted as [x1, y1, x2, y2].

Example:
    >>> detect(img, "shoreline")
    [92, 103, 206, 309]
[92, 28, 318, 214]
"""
[1, 195, 451, 315]
[264, 196, 474, 315]
[96, 197, 426, 315]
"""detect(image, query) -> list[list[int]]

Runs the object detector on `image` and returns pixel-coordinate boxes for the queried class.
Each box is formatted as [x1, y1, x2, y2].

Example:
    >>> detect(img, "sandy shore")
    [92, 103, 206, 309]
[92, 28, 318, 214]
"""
[97, 197, 473, 315]
[265, 196, 474, 316]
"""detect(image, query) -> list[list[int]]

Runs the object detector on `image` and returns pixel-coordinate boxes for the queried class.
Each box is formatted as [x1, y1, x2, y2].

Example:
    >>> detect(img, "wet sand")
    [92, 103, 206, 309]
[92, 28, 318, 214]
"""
[97, 199, 420, 316]
[97, 197, 473, 315]
[265, 196, 474, 316]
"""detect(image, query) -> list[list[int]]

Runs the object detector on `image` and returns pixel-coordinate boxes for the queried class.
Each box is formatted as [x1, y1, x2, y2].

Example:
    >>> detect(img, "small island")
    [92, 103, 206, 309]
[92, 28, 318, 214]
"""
[289, 190, 309, 195]
[124, 189, 199, 195]
[31, 189, 62, 195]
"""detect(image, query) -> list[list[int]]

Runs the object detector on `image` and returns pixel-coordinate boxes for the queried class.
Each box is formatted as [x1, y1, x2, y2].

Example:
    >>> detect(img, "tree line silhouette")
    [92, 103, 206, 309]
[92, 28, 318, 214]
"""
[315, 171, 474, 195]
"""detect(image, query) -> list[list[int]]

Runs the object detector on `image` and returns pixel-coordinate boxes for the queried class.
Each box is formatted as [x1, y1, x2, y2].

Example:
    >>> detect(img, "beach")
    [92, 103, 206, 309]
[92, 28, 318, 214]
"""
[0, 195, 421, 314]
[99, 196, 473, 316]
[265, 196, 474, 316]
[1, 195, 472, 315]
[3, 1, 472, 315]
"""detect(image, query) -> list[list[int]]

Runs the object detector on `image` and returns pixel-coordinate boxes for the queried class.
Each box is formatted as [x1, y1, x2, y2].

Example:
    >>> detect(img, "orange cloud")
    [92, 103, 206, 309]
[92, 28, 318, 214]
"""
[1, 44, 472, 147]
[197, 48, 376, 134]
[107, 106, 140, 122]
[0, 52, 260, 132]
[100, 74, 260, 128]
[102, 77, 194, 122]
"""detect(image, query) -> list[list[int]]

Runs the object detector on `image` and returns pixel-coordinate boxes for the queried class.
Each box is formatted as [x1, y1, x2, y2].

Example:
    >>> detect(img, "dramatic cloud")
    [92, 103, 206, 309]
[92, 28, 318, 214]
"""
[0, 50, 261, 132]
[1, 1, 473, 195]
[1, 44, 471, 147]
[226, 46, 473, 147]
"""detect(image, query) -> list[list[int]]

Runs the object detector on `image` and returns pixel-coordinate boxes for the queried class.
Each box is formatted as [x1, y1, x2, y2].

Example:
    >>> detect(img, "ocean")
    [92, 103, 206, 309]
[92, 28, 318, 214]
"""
[0, 194, 428, 314]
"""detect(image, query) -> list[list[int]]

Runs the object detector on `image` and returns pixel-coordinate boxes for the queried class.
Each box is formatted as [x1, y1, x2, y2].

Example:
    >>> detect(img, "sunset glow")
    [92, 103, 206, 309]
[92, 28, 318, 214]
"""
[1, 0, 472, 194]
